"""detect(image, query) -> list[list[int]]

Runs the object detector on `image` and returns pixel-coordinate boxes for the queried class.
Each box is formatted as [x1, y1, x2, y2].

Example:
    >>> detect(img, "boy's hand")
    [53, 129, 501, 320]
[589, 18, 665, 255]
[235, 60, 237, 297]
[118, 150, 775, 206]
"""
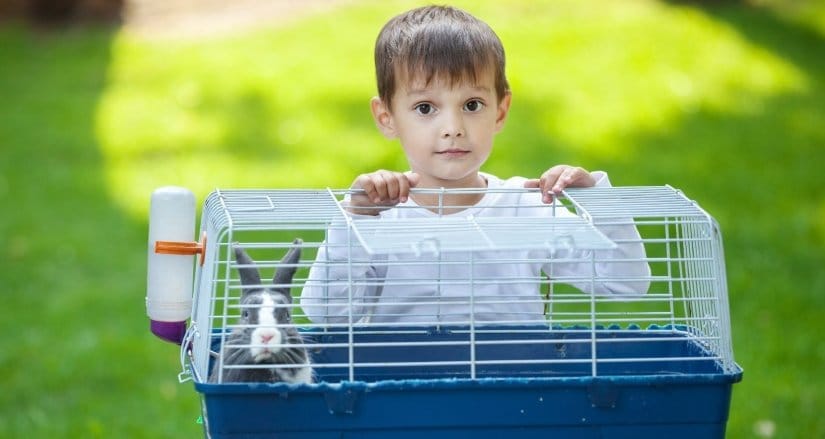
[347, 170, 420, 215]
[524, 165, 595, 203]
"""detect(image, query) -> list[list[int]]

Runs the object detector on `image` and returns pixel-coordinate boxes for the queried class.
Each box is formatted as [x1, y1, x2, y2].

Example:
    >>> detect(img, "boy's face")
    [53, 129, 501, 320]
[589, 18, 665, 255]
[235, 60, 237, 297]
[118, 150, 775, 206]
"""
[371, 68, 511, 188]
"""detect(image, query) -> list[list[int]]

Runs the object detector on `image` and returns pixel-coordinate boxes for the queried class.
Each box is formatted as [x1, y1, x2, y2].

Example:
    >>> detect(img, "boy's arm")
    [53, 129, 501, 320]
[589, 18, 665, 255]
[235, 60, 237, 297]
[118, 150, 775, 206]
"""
[302, 170, 415, 323]
[544, 171, 651, 296]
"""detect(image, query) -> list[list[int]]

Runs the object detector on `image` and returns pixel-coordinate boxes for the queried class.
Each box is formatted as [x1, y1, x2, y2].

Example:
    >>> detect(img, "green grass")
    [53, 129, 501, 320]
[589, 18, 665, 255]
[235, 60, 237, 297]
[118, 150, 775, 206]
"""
[1, 0, 823, 437]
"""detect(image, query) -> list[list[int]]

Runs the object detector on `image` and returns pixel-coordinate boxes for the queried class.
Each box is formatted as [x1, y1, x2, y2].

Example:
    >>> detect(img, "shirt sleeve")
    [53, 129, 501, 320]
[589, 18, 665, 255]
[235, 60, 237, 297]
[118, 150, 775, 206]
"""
[300, 210, 387, 325]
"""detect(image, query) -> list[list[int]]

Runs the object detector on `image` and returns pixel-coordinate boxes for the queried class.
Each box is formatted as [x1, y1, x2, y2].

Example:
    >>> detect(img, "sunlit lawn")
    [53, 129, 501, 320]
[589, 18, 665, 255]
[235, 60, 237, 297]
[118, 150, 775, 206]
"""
[1, 0, 823, 437]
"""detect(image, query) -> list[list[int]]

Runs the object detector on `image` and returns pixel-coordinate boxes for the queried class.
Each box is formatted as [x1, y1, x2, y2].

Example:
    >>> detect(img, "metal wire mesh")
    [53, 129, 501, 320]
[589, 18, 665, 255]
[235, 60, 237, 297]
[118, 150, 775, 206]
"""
[183, 185, 736, 385]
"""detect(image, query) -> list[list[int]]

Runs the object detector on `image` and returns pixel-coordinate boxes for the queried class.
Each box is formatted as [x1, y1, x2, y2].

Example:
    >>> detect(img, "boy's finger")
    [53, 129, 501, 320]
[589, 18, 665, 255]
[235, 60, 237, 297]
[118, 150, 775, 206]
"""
[352, 175, 376, 202]
[404, 171, 421, 187]
[364, 182, 382, 204]
[372, 172, 392, 203]
[542, 165, 567, 193]
[400, 172, 420, 202]
[537, 165, 568, 203]
[567, 167, 596, 188]
[397, 175, 410, 202]
[522, 178, 540, 188]
[383, 172, 402, 201]
[524, 178, 555, 203]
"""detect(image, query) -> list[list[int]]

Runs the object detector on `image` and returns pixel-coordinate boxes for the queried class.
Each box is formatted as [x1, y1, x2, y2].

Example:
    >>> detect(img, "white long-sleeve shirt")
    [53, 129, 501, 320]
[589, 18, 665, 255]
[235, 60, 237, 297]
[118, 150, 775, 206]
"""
[301, 172, 650, 325]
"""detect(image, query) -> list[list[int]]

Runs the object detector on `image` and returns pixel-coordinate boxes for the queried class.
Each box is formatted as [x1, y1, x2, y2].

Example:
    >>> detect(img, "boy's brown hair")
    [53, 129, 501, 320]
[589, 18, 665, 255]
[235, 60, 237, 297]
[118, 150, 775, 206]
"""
[374, 5, 510, 109]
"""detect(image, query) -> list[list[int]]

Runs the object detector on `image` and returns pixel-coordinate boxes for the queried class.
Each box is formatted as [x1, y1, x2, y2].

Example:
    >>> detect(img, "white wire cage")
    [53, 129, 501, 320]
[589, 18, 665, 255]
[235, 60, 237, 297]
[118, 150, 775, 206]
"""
[175, 185, 741, 438]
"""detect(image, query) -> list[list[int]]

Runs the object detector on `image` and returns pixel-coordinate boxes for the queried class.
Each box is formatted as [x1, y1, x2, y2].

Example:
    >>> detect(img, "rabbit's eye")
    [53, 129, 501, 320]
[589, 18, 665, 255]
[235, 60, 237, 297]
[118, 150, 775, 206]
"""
[241, 310, 250, 319]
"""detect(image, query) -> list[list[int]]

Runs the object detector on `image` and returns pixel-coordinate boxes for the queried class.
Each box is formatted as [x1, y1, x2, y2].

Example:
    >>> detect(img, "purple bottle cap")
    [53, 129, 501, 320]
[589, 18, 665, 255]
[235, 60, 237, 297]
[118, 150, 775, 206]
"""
[150, 320, 187, 345]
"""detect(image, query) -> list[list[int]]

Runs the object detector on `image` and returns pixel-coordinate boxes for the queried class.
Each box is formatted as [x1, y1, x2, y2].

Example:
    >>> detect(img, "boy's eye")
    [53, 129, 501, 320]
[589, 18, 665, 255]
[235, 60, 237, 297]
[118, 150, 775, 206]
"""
[414, 103, 433, 115]
[464, 99, 484, 112]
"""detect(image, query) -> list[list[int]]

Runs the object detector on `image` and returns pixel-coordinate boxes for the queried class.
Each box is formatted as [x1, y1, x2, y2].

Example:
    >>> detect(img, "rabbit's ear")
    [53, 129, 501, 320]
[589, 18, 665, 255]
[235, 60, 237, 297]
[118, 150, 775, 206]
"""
[233, 245, 262, 294]
[273, 238, 302, 300]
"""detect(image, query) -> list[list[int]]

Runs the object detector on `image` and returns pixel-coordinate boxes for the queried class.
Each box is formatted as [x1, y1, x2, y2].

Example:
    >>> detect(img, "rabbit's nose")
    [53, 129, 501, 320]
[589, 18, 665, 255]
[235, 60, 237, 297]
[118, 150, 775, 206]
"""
[260, 334, 274, 344]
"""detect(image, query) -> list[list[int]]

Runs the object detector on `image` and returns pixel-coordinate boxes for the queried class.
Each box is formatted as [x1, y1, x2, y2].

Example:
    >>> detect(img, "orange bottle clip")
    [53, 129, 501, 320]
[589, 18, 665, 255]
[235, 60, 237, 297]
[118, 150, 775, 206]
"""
[155, 232, 207, 266]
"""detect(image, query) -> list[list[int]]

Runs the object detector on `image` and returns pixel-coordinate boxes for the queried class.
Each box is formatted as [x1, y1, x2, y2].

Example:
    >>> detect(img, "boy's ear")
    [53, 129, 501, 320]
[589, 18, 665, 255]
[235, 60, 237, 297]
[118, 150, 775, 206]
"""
[370, 96, 398, 139]
[494, 92, 512, 133]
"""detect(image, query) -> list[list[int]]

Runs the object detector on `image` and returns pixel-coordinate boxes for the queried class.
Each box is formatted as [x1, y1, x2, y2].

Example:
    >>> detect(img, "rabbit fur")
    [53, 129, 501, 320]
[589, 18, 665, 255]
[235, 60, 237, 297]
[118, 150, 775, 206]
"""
[209, 239, 313, 384]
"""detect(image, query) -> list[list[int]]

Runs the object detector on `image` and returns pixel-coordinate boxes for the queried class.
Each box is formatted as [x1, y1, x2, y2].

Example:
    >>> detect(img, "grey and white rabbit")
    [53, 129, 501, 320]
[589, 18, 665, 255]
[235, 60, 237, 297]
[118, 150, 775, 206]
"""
[209, 239, 313, 384]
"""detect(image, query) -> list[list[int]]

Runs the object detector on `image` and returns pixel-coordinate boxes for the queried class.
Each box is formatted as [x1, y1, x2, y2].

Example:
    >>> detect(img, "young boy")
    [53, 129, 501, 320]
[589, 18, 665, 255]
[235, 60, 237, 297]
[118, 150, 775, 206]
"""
[301, 5, 650, 325]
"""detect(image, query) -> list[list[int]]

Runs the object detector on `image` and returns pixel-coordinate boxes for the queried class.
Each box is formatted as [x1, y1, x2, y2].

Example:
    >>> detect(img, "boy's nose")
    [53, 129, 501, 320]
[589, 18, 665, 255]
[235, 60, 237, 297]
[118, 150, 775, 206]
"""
[440, 111, 465, 138]
[441, 129, 464, 138]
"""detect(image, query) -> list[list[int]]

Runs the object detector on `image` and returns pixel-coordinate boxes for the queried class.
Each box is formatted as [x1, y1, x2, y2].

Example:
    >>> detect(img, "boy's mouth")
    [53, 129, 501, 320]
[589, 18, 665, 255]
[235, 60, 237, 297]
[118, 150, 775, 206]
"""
[436, 148, 471, 157]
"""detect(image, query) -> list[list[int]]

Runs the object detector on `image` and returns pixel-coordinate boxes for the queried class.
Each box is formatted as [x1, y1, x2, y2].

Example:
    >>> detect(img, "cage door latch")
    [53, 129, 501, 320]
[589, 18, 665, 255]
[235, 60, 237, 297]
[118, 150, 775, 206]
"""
[588, 381, 619, 409]
[324, 388, 362, 415]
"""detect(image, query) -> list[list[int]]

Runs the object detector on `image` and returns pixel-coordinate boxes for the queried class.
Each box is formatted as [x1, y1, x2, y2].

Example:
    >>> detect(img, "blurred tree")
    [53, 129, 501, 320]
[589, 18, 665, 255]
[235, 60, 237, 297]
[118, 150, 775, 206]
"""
[0, 0, 123, 24]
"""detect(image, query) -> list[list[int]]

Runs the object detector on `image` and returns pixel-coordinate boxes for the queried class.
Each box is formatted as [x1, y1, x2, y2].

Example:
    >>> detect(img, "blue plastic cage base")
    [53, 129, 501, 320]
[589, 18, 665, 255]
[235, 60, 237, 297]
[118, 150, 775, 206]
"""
[194, 327, 742, 438]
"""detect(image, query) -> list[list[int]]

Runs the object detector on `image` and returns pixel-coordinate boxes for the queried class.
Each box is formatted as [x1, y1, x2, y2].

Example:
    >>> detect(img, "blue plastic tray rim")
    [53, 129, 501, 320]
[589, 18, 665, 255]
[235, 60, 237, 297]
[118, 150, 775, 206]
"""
[194, 366, 743, 396]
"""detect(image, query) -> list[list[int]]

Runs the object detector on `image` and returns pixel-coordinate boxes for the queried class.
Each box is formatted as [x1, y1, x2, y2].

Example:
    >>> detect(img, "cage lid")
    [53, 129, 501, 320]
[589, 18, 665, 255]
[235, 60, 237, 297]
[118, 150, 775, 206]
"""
[350, 215, 617, 255]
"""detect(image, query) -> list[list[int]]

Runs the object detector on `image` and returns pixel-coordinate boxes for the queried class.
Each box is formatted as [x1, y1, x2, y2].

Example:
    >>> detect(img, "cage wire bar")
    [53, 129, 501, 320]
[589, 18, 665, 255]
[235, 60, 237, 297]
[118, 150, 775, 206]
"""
[178, 185, 741, 438]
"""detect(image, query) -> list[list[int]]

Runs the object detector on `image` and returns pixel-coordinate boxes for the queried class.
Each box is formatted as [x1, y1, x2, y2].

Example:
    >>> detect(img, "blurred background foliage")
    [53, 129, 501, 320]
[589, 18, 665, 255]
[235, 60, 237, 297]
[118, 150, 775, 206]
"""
[0, 0, 823, 437]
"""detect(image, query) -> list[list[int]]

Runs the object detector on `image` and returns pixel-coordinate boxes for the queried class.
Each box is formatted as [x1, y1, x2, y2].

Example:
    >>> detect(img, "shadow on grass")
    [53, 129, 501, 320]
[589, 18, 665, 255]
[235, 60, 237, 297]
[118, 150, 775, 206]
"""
[663, 4, 825, 437]
[498, 4, 825, 436]
[216, 90, 409, 186]
[0, 24, 201, 437]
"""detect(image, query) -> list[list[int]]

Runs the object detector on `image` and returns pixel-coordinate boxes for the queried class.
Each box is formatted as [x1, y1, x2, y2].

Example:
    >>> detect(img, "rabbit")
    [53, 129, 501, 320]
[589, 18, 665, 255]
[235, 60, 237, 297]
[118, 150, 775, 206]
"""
[209, 238, 313, 384]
